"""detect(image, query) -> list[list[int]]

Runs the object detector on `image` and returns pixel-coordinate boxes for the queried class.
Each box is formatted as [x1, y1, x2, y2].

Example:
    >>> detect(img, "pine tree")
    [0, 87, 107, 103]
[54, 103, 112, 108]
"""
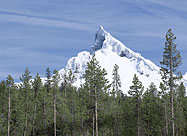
[111, 64, 122, 136]
[0, 80, 6, 135]
[128, 74, 144, 136]
[159, 65, 169, 136]
[19, 67, 32, 136]
[36, 82, 52, 135]
[31, 73, 42, 136]
[10, 83, 20, 135]
[142, 82, 163, 135]
[78, 85, 91, 135]
[159, 82, 169, 136]
[112, 64, 122, 96]
[160, 29, 182, 136]
[177, 82, 186, 97]
[45, 68, 51, 92]
[6, 75, 14, 136]
[60, 69, 77, 136]
[175, 82, 186, 135]
[84, 55, 110, 136]
[52, 69, 60, 136]
[182, 93, 187, 134]
[43, 67, 52, 135]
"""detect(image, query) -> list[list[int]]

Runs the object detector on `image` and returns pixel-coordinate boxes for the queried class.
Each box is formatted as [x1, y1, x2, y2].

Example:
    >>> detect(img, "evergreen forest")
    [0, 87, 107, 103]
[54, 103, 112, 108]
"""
[0, 29, 187, 136]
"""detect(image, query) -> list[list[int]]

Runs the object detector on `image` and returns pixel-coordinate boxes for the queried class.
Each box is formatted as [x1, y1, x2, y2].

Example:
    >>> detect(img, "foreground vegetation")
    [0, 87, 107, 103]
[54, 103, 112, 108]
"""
[0, 29, 186, 136]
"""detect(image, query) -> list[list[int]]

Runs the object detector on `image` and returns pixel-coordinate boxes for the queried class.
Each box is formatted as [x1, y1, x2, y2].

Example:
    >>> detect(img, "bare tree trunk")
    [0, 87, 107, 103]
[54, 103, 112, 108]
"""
[171, 89, 175, 136]
[95, 89, 98, 136]
[8, 87, 11, 136]
[54, 87, 57, 136]
[93, 114, 95, 136]
[137, 99, 140, 136]
[170, 80, 175, 136]
[170, 54, 175, 136]
[138, 106, 140, 136]
[164, 102, 168, 136]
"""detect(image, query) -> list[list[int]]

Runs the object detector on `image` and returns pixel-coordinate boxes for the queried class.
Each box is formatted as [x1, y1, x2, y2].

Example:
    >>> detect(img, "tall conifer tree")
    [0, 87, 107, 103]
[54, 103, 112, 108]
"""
[142, 82, 163, 135]
[19, 67, 32, 136]
[6, 75, 14, 136]
[52, 69, 60, 136]
[128, 74, 144, 136]
[160, 29, 182, 136]
[111, 64, 122, 136]
[84, 55, 110, 136]
[45, 68, 51, 92]
[31, 73, 42, 136]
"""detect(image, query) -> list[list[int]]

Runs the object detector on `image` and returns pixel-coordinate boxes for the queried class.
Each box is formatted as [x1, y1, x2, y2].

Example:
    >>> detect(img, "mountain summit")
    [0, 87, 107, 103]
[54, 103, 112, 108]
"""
[59, 26, 162, 94]
[91, 25, 107, 52]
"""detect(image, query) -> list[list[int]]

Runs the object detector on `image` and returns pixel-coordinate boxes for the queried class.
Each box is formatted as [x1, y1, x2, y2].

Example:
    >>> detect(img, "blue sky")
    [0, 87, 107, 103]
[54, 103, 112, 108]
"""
[0, 0, 187, 81]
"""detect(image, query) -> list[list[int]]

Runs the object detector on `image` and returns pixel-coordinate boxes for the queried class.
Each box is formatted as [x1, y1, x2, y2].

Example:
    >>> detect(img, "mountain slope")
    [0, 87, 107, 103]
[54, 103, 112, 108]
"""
[59, 26, 162, 94]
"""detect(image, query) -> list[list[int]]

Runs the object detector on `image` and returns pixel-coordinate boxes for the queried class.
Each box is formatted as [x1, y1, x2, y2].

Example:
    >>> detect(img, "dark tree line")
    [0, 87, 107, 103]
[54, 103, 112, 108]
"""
[0, 29, 186, 136]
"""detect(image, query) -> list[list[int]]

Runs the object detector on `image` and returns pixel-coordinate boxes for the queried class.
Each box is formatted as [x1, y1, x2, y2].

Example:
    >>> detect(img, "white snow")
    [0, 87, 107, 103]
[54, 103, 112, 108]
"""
[183, 72, 187, 81]
[16, 26, 187, 94]
[58, 26, 163, 94]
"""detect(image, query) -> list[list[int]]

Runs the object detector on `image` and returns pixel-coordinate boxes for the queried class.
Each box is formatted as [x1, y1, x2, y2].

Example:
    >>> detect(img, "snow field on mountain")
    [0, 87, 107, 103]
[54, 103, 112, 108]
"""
[58, 26, 165, 94]
[95, 48, 161, 93]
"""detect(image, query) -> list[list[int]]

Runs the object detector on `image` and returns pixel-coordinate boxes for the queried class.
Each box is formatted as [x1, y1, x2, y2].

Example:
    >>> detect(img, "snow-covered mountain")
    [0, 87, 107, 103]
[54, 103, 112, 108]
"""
[58, 26, 163, 94]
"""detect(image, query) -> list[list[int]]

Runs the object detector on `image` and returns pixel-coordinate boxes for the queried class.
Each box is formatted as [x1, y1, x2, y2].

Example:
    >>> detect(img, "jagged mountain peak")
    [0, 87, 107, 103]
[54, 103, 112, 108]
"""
[98, 25, 105, 31]
[91, 26, 143, 58]
[98, 25, 107, 35]
[59, 26, 162, 93]
[91, 26, 159, 71]
[90, 25, 108, 53]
